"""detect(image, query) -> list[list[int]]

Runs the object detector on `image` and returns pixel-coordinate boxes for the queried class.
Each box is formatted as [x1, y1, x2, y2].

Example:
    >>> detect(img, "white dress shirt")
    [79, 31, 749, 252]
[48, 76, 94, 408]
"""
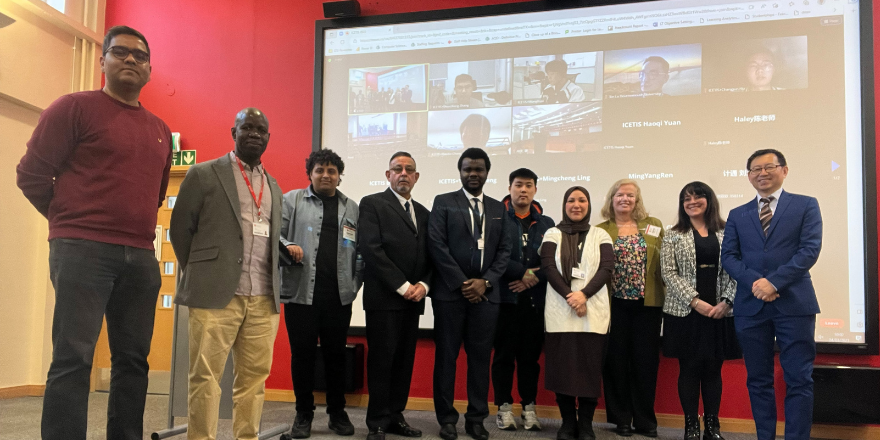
[392, 189, 430, 296]
[461, 187, 485, 270]
[392, 188, 417, 232]
[755, 187, 783, 215]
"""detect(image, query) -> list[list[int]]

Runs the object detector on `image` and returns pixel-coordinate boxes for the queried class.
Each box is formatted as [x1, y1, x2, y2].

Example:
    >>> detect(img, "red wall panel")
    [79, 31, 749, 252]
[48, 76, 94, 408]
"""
[105, 0, 880, 423]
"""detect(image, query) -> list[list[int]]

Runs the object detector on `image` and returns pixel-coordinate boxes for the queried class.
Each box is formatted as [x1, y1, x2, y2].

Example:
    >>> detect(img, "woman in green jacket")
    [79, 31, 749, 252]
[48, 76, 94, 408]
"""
[595, 179, 665, 438]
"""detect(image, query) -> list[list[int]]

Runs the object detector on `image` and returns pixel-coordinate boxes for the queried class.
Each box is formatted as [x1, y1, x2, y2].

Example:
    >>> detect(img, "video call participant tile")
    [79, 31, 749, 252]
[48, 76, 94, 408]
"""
[510, 102, 603, 154]
[703, 36, 808, 93]
[513, 52, 604, 106]
[604, 44, 702, 98]
[349, 64, 428, 114]
[429, 59, 513, 110]
[426, 107, 513, 157]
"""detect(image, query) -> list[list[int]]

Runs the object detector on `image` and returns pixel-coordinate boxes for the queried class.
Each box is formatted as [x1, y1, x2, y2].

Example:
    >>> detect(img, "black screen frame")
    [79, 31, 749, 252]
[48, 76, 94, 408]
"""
[312, 0, 878, 355]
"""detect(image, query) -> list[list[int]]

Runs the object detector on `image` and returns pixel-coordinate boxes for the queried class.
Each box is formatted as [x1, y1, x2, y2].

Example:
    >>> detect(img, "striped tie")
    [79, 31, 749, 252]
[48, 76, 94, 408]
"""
[759, 196, 775, 235]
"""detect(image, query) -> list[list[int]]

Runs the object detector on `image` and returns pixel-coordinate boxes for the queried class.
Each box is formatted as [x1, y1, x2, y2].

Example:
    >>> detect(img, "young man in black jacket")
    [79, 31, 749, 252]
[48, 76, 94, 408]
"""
[491, 168, 555, 431]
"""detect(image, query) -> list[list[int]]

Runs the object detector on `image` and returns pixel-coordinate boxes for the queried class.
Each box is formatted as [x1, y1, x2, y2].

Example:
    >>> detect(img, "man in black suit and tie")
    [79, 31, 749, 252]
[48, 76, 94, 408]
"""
[359, 152, 432, 440]
[428, 148, 513, 440]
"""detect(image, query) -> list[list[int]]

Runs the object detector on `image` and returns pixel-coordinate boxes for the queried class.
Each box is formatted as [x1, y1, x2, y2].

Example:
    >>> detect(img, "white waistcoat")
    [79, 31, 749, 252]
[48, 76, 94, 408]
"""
[542, 227, 613, 334]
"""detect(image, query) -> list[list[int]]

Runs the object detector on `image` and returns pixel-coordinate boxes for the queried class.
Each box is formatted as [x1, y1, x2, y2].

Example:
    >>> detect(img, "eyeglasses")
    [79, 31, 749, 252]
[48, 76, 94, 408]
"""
[747, 62, 774, 71]
[748, 164, 781, 175]
[105, 46, 150, 64]
[390, 166, 417, 174]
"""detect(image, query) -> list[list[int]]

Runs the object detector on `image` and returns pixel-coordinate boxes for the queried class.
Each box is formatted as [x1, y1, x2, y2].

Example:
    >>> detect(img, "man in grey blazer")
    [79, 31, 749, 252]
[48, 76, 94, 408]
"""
[170, 108, 283, 440]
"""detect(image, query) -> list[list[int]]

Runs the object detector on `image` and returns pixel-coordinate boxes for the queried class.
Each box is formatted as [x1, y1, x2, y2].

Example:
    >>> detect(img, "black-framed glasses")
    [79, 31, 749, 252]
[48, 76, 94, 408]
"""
[748, 164, 781, 175]
[105, 46, 150, 64]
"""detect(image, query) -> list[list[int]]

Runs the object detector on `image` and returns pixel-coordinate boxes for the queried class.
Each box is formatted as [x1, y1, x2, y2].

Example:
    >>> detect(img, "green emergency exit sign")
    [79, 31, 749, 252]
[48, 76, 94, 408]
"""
[172, 150, 197, 166]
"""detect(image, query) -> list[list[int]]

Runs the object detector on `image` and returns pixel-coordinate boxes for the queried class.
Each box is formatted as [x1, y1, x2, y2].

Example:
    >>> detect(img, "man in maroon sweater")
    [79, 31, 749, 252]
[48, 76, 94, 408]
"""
[16, 26, 172, 440]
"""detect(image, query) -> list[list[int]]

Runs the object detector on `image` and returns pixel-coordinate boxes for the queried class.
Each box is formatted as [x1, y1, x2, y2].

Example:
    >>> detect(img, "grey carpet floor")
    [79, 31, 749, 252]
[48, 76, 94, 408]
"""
[0, 393, 788, 440]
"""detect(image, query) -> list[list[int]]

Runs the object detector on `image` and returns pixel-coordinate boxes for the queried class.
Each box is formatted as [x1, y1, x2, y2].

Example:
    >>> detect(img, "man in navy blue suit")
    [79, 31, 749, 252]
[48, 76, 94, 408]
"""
[428, 148, 513, 440]
[721, 149, 822, 440]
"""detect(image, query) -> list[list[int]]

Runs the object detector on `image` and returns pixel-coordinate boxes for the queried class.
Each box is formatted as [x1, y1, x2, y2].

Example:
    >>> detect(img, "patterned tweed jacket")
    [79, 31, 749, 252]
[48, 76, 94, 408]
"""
[660, 228, 736, 317]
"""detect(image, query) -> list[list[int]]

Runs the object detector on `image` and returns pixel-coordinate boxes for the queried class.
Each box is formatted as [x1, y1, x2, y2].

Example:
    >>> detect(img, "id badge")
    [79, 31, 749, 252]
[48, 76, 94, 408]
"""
[253, 222, 270, 237]
[477, 239, 485, 250]
[645, 225, 661, 237]
[572, 268, 586, 279]
[343, 225, 357, 242]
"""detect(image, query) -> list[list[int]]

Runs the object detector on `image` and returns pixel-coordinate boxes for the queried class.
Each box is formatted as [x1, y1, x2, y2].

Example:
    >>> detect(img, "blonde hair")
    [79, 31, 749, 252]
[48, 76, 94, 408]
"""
[600, 179, 649, 222]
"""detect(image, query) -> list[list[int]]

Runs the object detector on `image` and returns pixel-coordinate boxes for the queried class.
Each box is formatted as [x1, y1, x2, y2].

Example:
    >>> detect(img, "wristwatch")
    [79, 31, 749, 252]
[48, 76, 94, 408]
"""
[722, 297, 733, 306]
[484, 279, 492, 291]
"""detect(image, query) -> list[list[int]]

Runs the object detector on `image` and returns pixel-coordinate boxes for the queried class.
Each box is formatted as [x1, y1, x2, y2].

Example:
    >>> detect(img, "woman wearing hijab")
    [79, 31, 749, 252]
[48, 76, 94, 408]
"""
[539, 186, 615, 440]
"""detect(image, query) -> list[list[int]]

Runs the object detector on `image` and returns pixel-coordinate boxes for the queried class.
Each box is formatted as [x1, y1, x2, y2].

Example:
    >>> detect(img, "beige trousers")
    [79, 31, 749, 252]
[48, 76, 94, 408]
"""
[187, 295, 280, 440]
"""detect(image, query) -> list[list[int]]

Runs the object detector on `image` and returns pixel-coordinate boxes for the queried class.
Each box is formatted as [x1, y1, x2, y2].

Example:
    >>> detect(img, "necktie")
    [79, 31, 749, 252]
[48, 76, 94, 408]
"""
[404, 201, 417, 232]
[471, 198, 482, 240]
[759, 196, 775, 235]
[470, 198, 482, 273]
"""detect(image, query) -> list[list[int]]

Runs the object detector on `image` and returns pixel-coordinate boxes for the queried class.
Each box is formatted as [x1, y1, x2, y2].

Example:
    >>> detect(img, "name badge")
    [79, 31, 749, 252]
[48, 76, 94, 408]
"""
[253, 222, 269, 237]
[645, 225, 661, 237]
[572, 268, 586, 279]
[343, 225, 357, 242]
[477, 239, 485, 250]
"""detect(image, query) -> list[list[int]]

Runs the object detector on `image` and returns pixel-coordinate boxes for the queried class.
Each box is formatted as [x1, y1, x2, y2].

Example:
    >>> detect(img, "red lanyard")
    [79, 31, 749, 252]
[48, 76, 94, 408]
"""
[236, 156, 265, 220]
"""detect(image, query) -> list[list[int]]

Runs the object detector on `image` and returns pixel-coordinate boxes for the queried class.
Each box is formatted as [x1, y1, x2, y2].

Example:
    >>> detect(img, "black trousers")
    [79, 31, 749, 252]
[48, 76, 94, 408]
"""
[603, 298, 662, 431]
[491, 296, 544, 406]
[284, 301, 352, 414]
[365, 309, 420, 430]
[678, 357, 725, 416]
[432, 297, 500, 424]
[44, 238, 160, 440]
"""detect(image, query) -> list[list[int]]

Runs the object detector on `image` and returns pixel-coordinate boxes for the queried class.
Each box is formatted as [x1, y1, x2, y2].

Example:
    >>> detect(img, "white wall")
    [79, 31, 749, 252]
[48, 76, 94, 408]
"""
[0, 0, 103, 390]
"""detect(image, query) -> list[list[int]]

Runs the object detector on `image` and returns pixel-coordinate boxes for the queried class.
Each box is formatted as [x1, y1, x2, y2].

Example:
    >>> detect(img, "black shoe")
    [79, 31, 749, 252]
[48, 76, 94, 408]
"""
[464, 422, 489, 440]
[556, 418, 578, 440]
[439, 423, 458, 440]
[329, 411, 355, 436]
[702, 414, 724, 440]
[367, 428, 386, 440]
[633, 427, 658, 438]
[615, 425, 633, 437]
[387, 420, 422, 437]
[287, 411, 314, 439]
[684, 414, 700, 440]
[577, 418, 594, 440]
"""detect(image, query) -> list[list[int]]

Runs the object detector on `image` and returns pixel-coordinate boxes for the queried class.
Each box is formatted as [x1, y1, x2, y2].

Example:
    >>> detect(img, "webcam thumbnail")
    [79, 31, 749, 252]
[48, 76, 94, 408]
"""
[604, 44, 702, 98]
[705, 36, 808, 93]
[346, 112, 428, 158]
[513, 52, 604, 105]
[429, 59, 513, 110]
[426, 107, 513, 156]
[511, 102, 603, 154]
[349, 64, 427, 114]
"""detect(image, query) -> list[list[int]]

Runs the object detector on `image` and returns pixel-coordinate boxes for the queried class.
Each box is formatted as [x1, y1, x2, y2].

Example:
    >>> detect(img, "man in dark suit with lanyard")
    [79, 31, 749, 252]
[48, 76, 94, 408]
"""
[359, 152, 432, 440]
[721, 149, 822, 440]
[428, 148, 513, 440]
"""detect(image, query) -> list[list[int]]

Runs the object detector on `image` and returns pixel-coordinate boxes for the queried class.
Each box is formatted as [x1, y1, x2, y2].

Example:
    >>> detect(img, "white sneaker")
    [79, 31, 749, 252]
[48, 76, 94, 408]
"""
[521, 403, 542, 431]
[496, 403, 518, 431]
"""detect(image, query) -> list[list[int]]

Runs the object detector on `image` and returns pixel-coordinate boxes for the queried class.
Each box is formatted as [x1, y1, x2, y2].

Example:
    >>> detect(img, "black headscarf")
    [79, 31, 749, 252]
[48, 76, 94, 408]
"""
[558, 186, 592, 285]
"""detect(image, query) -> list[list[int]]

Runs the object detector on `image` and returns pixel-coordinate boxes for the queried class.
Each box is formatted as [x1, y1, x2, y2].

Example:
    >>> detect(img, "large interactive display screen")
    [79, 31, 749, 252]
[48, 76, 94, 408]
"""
[316, 0, 876, 353]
